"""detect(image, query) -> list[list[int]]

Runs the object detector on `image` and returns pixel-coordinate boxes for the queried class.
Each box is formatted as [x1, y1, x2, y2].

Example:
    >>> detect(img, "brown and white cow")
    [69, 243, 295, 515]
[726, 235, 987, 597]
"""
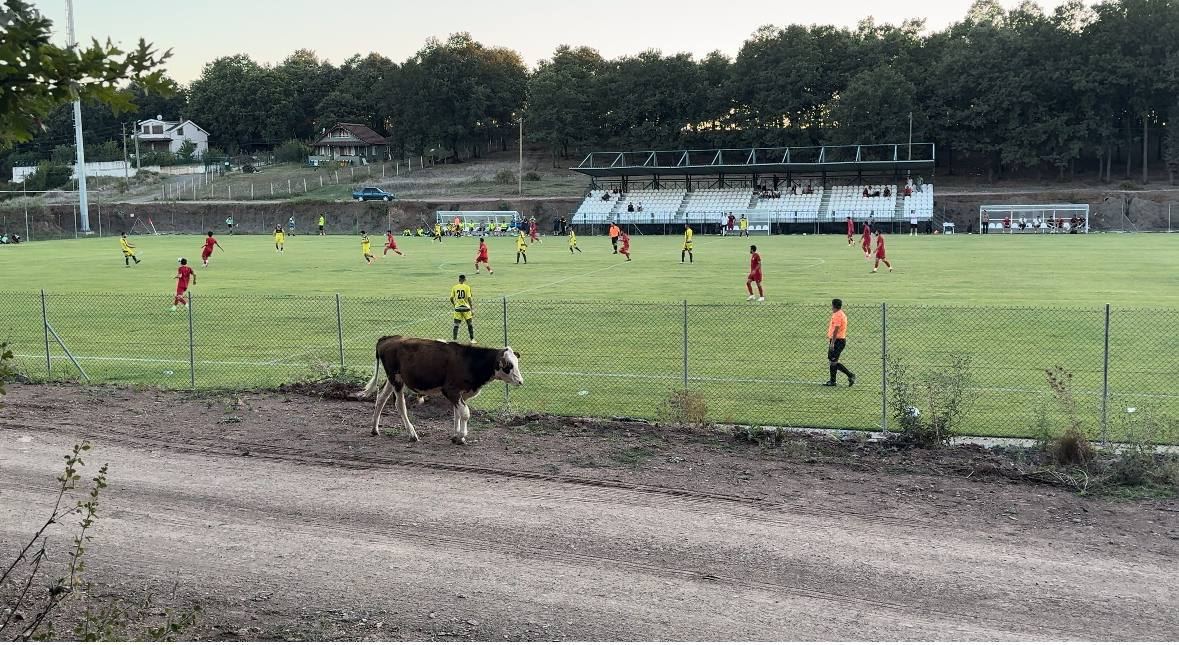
[357, 336, 523, 444]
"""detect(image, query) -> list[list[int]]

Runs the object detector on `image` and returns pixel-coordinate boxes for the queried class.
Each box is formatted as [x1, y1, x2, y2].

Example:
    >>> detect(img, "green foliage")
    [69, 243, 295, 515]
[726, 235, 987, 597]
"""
[493, 168, 517, 185]
[658, 390, 709, 425]
[140, 151, 177, 167]
[175, 138, 197, 163]
[523, 171, 541, 182]
[0, 0, 172, 149]
[274, 139, 310, 163]
[887, 355, 975, 447]
[0, 342, 13, 403]
[21, 161, 72, 191]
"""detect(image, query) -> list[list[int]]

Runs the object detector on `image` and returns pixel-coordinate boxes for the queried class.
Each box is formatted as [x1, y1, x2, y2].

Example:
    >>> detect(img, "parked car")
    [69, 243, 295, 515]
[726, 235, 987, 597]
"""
[352, 186, 394, 202]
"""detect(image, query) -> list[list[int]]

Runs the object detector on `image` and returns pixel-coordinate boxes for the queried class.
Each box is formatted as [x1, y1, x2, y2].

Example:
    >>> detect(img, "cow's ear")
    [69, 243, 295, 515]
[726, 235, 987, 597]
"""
[513, 350, 521, 360]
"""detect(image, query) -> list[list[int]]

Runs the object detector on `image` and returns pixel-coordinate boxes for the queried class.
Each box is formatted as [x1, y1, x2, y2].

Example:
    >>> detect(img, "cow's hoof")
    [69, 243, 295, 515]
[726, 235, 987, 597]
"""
[409, 434, 420, 442]
[371, 429, 380, 437]
[451, 436, 467, 446]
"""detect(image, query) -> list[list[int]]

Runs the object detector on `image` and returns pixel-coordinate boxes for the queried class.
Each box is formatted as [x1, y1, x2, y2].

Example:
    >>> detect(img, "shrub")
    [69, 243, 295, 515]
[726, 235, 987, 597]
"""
[175, 139, 197, 163]
[1039, 366, 1095, 465]
[887, 355, 975, 447]
[523, 171, 542, 182]
[22, 161, 72, 191]
[274, 139, 310, 164]
[140, 151, 177, 167]
[493, 169, 517, 185]
[0, 342, 13, 405]
[657, 390, 709, 425]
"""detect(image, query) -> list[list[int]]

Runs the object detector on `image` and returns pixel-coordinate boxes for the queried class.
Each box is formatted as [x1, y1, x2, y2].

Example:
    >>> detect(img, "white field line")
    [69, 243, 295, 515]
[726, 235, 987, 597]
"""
[13, 353, 1179, 401]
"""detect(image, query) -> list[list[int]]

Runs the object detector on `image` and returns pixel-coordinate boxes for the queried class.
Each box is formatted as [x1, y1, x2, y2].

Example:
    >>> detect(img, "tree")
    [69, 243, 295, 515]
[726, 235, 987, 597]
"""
[0, 0, 172, 149]
[526, 46, 606, 161]
[175, 138, 197, 163]
[1165, 105, 1179, 184]
[276, 50, 339, 140]
[188, 54, 295, 150]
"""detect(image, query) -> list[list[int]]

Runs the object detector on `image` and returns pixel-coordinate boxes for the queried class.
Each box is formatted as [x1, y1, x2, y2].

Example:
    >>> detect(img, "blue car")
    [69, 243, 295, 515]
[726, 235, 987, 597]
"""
[352, 186, 394, 202]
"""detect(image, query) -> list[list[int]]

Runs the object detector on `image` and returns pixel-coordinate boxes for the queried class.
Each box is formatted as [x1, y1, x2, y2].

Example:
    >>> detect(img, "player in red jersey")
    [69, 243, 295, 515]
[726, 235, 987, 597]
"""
[846, 216, 854, 246]
[383, 229, 404, 256]
[619, 229, 631, 261]
[745, 245, 764, 301]
[528, 218, 540, 243]
[861, 222, 872, 258]
[474, 237, 494, 274]
[172, 258, 196, 311]
[200, 231, 223, 267]
[872, 231, 893, 273]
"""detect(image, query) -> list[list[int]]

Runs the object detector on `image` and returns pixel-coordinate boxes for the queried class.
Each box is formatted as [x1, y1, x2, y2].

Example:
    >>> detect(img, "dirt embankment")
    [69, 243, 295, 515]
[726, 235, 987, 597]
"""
[1, 384, 1177, 641]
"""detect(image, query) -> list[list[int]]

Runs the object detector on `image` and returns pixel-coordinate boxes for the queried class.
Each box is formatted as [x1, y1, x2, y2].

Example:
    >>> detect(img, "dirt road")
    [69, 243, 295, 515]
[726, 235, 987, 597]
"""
[2, 385, 1177, 640]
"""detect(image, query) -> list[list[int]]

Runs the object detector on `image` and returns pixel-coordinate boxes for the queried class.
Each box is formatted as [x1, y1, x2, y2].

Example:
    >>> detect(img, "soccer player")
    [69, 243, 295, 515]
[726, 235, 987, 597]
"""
[225, 216, 234, 234]
[288, 216, 296, 236]
[860, 222, 872, 258]
[200, 231, 223, 267]
[846, 216, 854, 246]
[475, 237, 493, 274]
[383, 229, 404, 257]
[872, 230, 893, 273]
[451, 274, 475, 343]
[318, 213, 326, 236]
[274, 226, 285, 254]
[738, 215, 749, 237]
[746, 244, 764, 301]
[119, 233, 141, 267]
[515, 230, 528, 264]
[528, 218, 540, 243]
[172, 258, 196, 311]
[608, 222, 620, 253]
[681, 224, 694, 263]
[433, 222, 443, 242]
[619, 229, 631, 261]
[568, 227, 582, 254]
[361, 230, 374, 265]
[824, 298, 855, 387]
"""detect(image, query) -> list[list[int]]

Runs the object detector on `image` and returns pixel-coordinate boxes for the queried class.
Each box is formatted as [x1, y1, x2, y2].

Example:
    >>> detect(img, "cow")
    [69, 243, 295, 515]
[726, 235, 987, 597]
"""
[357, 336, 523, 444]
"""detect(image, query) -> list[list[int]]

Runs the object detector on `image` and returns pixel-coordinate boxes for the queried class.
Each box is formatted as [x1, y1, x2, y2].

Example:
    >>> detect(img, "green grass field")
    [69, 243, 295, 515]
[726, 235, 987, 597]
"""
[2, 230, 1178, 439]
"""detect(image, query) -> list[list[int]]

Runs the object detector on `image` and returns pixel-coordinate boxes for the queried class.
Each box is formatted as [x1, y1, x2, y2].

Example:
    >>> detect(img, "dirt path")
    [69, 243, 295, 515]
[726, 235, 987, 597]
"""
[2, 385, 1177, 640]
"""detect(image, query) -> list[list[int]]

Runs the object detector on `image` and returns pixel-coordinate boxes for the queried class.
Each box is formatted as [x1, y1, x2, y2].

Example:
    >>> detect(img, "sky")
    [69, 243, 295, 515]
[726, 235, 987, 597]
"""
[32, 0, 1069, 84]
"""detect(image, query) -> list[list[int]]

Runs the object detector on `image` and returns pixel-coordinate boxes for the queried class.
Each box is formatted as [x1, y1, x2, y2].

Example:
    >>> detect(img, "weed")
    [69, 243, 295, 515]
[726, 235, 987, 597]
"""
[523, 171, 542, 182]
[886, 355, 975, 447]
[612, 446, 655, 465]
[493, 169, 517, 185]
[657, 390, 709, 425]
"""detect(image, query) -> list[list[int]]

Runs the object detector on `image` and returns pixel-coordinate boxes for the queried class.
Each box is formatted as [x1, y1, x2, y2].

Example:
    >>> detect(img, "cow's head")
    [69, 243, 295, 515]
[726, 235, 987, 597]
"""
[496, 347, 523, 386]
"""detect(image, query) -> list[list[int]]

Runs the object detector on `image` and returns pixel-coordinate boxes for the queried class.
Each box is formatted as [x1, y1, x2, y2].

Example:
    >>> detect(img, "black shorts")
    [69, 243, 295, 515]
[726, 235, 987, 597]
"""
[828, 338, 846, 362]
[910, 223, 918, 229]
[318, 225, 324, 231]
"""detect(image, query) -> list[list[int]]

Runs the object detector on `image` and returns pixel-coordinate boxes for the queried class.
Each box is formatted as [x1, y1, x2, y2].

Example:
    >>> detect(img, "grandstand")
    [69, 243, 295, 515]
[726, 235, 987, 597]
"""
[570, 144, 936, 234]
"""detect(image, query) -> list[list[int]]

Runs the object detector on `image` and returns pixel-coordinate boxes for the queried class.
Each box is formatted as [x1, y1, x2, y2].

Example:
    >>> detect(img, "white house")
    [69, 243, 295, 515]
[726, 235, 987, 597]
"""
[134, 116, 210, 158]
[309, 123, 388, 165]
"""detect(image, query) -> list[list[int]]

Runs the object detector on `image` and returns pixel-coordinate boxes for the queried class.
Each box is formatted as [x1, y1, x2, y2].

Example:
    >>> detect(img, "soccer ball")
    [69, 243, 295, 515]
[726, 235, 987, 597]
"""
[129, 213, 135, 218]
[905, 405, 921, 418]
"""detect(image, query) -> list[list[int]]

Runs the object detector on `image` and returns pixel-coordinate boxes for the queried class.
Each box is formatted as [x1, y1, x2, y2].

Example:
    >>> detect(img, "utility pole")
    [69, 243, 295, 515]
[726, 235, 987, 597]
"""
[133, 121, 141, 170]
[66, 0, 91, 233]
[908, 111, 913, 161]
[518, 116, 523, 196]
[121, 123, 130, 183]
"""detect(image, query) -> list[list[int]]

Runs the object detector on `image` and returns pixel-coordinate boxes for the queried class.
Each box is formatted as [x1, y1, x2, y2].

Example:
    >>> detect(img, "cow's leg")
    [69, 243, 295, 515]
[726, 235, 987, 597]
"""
[443, 389, 465, 445]
[458, 399, 471, 444]
[371, 381, 395, 436]
[394, 384, 418, 442]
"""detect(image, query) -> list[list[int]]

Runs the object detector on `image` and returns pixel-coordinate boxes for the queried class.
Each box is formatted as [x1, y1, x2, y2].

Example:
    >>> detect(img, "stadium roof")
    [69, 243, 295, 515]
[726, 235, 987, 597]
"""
[572, 144, 935, 178]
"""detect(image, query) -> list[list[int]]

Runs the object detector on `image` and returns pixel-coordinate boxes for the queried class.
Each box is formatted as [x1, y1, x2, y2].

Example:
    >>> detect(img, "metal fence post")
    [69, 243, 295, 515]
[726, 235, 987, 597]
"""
[188, 293, 196, 389]
[881, 302, 888, 433]
[682, 300, 689, 391]
[335, 293, 345, 372]
[502, 297, 510, 411]
[1101, 303, 1110, 444]
[40, 289, 50, 377]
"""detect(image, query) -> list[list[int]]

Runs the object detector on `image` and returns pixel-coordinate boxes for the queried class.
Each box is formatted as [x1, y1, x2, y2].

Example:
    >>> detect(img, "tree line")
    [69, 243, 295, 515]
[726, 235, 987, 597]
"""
[7, 0, 1179, 183]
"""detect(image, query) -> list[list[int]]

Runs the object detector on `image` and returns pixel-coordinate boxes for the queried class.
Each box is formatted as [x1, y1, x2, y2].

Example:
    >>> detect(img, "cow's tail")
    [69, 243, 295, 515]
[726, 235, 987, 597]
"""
[358, 353, 383, 398]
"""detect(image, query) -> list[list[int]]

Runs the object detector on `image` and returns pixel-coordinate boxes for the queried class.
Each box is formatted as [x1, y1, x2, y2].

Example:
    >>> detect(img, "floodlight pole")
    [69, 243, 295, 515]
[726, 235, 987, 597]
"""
[907, 112, 913, 161]
[518, 116, 523, 196]
[66, 0, 91, 233]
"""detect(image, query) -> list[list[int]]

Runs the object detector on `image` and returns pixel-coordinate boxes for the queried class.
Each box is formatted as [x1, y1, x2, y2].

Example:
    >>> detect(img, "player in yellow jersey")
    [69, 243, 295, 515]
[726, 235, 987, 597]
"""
[450, 274, 475, 342]
[119, 232, 141, 267]
[274, 226, 285, 254]
[361, 230, 374, 265]
[515, 230, 528, 264]
[568, 227, 582, 254]
[738, 215, 749, 237]
[433, 222, 443, 242]
[681, 224, 694, 263]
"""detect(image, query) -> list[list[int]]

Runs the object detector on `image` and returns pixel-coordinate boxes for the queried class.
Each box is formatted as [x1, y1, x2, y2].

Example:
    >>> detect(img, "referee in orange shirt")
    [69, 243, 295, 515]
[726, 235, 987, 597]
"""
[825, 298, 856, 387]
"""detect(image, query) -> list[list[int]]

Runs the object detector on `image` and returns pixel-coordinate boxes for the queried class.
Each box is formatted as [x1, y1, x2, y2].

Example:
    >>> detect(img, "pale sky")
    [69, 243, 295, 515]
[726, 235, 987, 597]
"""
[33, 0, 1069, 84]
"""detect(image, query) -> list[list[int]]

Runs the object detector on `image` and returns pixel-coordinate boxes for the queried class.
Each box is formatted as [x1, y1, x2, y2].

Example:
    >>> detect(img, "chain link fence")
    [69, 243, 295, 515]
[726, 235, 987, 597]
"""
[2, 291, 1176, 439]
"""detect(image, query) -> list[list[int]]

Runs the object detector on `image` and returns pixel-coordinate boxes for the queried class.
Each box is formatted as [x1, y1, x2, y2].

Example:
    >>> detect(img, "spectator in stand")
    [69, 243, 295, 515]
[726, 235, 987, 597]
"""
[1018, 217, 1026, 231]
[804, 183, 814, 195]
[791, 183, 798, 195]
[915, 176, 925, 192]
[637, 202, 643, 212]
[862, 186, 870, 198]
[884, 186, 892, 198]
[627, 202, 635, 213]
[903, 184, 912, 197]
[1032, 217, 1041, 232]
[871, 187, 882, 197]
[601, 192, 610, 201]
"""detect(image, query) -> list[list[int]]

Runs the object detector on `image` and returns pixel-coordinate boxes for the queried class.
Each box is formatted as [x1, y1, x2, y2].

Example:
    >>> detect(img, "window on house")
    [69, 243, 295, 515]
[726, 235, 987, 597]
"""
[177, 126, 184, 136]
[153, 125, 163, 134]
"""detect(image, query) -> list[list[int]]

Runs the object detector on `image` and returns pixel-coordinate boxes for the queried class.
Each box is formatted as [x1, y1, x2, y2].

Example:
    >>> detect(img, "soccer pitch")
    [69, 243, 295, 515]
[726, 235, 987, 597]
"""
[1, 230, 1177, 439]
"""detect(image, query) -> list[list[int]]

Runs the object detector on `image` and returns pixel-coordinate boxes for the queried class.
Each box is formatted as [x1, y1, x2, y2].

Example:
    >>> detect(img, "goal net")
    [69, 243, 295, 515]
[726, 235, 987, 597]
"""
[980, 204, 1089, 233]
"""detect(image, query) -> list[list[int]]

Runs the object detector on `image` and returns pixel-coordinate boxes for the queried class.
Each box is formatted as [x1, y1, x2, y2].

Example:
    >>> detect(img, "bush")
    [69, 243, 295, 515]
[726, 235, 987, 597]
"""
[0, 342, 13, 406]
[1038, 367, 1095, 465]
[887, 355, 975, 447]
[139, 151, 177, 167]
[493, 169, 517, 185]
[22, 161, 72, 191]
[241, 163, 257, 174]
[175, 139, 197, 163]
[657, 390, 709, 425]
[274, 139, 311, 164]
[523, 171, 542, 182]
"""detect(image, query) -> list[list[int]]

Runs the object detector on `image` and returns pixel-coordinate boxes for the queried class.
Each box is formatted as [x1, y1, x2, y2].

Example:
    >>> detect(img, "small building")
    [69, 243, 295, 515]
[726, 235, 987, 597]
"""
[309, 123, 389, 166]
[134, 116, 210, 158]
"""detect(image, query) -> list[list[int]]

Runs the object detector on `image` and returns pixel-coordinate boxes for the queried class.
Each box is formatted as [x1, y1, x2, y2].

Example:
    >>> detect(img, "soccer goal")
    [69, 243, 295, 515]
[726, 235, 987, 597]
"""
[980, 204, 1089, 233]
[127, 212, 160, 235]
[436, 210, 520, 235]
